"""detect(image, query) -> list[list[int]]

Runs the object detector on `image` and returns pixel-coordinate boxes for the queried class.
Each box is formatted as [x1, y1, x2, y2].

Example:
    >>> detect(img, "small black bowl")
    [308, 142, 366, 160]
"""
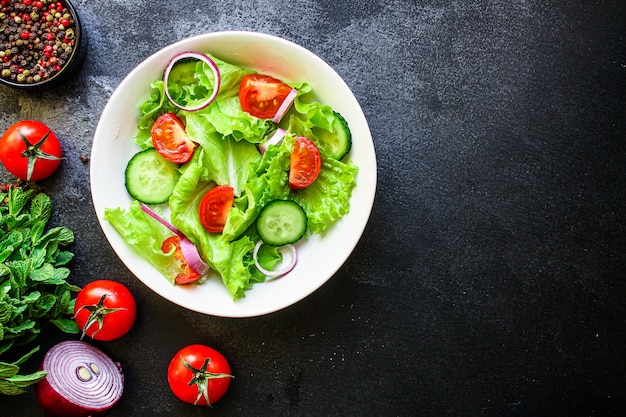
[0, 0, 86, 90]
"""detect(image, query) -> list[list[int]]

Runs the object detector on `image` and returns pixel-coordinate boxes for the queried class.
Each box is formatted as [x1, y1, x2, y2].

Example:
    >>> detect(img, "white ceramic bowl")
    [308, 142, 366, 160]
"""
[90, 31, 376, 317]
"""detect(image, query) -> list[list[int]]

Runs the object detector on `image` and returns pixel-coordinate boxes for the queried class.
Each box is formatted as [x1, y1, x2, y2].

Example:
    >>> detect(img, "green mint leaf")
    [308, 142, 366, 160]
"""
[0, 340, 14, 356]
[53, 251, 74, 267]
[28, 193, 52, 224]
[0, 379, 28, 395]
[29, 263, 54, 282]
[6, 370, 47, 386]
[0, 362, 19, 378]
[50, 318, 79, 334]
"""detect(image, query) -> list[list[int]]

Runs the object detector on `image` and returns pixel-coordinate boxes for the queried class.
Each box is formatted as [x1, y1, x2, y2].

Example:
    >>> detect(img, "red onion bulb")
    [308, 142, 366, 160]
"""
[36, 341, 124, 417]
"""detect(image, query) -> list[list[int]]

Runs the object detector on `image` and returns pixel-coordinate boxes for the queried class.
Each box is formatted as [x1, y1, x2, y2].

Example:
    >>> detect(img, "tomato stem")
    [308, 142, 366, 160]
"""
[182, 356, 233, 405]
[17, 128, 63, 181]
[74, 294, 126, 340]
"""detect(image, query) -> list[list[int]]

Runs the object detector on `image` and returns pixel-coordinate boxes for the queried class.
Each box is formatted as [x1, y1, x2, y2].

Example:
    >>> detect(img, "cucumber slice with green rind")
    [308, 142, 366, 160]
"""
[124, 148, 179, 204]
[257, 200, 308, 246]
[314, 111, 352, 160]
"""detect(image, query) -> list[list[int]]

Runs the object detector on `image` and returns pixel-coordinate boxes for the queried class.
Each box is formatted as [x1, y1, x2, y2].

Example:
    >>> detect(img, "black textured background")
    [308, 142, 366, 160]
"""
[1, 1, 625, 416]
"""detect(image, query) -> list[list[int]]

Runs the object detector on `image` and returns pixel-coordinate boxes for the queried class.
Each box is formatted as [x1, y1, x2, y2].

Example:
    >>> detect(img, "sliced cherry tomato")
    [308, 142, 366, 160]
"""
[0, 120, 62, 182]
[161, 236, 201, 284]
[151, 113, 196, 164]
[167, 344, 232, 406]
[198, 185, 234, 233]
[289, 136, 321, 190]
[74, 280, 137, 341]
[239, 74, 293, 119]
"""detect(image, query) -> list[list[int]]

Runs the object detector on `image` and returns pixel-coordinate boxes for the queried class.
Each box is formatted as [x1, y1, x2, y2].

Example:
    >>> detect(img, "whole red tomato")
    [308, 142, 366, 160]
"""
[167, 344, 232, 406]
[0, 120, 63, 181]
[74, 280, 137, 341]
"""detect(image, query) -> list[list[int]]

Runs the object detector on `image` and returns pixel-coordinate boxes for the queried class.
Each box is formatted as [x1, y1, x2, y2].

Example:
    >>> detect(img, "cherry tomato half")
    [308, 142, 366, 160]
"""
[74, 280, 137, 341]
[198, 185, 234, 233]
[161, 236, 201, 285]
[167, 344, 232, 406]
[0, 120, 62, 182]
[151, 113, 196, 164]
[239, 74, 293, 119]
[289, 136, 321, 190]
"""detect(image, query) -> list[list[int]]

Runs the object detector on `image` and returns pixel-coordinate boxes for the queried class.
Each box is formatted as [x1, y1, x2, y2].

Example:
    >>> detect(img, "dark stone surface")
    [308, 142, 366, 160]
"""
[1, 0, 625, 416]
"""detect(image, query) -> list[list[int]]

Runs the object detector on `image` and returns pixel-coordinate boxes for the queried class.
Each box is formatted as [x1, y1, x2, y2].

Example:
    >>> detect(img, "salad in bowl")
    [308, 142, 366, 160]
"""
[90, 32, 376, 317]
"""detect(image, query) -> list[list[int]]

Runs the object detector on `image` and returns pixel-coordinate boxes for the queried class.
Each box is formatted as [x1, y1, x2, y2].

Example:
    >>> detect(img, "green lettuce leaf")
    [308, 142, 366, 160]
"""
[185, 123, 262, 196]
[104, 203, 181, 284]
[168, 159, 261, 298]
[283, 116, 359, 233]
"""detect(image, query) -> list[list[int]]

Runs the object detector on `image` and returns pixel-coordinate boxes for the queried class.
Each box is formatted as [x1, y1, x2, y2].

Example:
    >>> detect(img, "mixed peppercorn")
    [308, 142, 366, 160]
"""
[0, 0, 77, 84]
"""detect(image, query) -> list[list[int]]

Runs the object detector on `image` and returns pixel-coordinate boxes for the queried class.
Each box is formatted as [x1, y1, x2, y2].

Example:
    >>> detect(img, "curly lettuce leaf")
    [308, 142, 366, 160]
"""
[222, 135, 291, 241]
[168, 159, 262, 298]
[103, 203, 181, 284]
[283, 116, 359, 233]
[184, 121, 262, 197]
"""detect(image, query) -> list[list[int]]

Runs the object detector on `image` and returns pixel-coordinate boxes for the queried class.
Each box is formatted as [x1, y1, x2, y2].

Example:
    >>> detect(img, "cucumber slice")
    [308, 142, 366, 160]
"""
[257, 200, 308, 246]
[314, 111, 352, 160]
[124, 148, 179, 204]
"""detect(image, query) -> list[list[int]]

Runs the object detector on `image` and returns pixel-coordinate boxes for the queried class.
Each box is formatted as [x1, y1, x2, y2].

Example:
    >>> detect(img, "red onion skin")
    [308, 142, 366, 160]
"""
[36, 376, 114, 417]
[35, 342, 124, 417]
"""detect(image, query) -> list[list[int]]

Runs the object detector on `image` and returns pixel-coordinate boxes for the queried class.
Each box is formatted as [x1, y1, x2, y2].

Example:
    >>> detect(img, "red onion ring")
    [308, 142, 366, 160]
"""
[273, 88, 297, 123]
[140, 203, 210, 276]
[253, 240, 297, 278]
[258, 128, 286, 155]
[36, 341, 124, 417]
[163, 51, 221, 112]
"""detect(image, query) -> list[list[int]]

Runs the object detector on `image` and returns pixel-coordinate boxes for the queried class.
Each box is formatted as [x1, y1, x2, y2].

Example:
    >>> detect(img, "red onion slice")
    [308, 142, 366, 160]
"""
[258, 128, 286, 155]
[36, 341, 124, 417]
[140, 203, 210, 276]
[253, 240, 297, 278]
[140, 203, 182, 236]
[180, 236, 210, 275]
[273, 88, 297, 123]
[163, 51, 221, 112]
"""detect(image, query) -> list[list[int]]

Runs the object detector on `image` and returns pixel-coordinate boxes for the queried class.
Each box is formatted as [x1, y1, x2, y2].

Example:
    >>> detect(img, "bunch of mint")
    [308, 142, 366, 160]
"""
[0, 186, 79, 395]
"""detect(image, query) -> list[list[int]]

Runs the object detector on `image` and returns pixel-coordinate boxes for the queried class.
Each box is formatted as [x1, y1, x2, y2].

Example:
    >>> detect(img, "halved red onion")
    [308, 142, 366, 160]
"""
[253, 240, 297, 278]
[140, 203, 210, 276]
[273, 88, 297, 123]
[258, 128, 286, 155]
[36, 341, 124, 417]
[163, 51, 221, 112]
